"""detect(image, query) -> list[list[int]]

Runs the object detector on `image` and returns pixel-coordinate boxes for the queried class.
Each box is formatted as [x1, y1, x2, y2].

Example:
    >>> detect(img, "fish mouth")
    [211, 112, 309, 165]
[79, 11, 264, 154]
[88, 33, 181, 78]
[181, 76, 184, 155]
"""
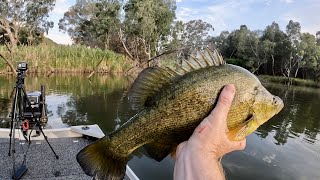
[274, 96, 284, 114]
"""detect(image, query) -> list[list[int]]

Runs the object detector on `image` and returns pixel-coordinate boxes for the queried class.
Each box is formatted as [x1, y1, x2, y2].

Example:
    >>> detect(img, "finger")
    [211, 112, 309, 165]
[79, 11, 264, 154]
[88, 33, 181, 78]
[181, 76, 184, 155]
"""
[208, 84, 235, 123]
[229, 138, 246, 151]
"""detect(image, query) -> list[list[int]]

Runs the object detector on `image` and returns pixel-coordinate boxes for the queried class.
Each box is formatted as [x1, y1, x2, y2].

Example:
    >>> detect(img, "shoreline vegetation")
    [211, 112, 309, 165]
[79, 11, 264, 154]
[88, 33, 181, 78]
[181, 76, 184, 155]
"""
[1, 0, 319, 90]
[0, 44, 136, 74]
[0, 44, 318, 89]
[259, 75, 320, 88]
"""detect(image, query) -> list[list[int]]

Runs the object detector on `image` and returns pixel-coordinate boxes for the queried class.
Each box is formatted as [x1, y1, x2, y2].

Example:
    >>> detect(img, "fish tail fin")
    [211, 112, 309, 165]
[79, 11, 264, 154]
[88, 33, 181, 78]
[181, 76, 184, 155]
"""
[76, 137, 130, 180]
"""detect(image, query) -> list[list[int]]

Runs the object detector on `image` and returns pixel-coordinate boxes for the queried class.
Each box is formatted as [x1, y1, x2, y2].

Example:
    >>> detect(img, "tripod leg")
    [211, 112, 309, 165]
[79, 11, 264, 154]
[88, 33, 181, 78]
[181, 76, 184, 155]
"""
[8, 121, 13, 156]
[8, 87, 18, 157]
[37, 122, 59, 159]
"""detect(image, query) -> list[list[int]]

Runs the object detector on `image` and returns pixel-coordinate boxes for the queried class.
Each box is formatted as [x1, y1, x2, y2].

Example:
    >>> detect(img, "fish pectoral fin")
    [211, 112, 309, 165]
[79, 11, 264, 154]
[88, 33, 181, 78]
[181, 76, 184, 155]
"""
[143, 142, 177, 162]
[227, 115, 257, 141]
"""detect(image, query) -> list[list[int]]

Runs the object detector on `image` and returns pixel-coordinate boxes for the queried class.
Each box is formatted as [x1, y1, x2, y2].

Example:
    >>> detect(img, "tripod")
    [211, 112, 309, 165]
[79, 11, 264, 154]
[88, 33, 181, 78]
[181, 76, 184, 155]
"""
[8, 70, 59, 180]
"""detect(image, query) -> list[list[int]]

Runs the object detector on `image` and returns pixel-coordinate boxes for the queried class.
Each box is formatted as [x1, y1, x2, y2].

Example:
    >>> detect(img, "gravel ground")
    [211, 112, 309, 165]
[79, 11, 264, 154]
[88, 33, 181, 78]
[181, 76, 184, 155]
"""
[0, 137, 93, 180]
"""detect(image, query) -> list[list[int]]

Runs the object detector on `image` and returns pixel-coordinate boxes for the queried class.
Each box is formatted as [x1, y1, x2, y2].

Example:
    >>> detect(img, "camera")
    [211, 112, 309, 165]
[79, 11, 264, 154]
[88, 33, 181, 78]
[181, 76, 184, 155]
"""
[17, 62, 28, 71]
[23, 91, 44, 120]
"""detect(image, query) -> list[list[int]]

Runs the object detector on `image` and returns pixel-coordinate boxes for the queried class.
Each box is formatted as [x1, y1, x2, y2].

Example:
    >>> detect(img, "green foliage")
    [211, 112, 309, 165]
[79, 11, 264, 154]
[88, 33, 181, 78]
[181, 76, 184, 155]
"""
[214, 21, 320, 81]
[122, 0, 176, 61]
[59, 0, 121, 50]
[167, 19, 213, 59]
[59, 0, 176, 63]
[0, 0, 55, 45]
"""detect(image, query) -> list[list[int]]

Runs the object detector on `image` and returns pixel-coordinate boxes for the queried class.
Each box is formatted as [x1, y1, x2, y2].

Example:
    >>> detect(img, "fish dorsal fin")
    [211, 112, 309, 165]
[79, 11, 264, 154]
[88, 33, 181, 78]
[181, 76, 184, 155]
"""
[128, 48, 225, 110]
[128, 67, 179, 110]
[173, 48, 226, 75]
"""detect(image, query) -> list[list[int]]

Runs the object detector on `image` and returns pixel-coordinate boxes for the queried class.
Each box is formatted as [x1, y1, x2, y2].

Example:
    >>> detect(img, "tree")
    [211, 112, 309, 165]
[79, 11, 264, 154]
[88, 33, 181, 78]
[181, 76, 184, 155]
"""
[315, 46, 320, 82]
[180, 19, 213, 57]
[261, 22, 280, 75]
[299, 33, 320, 79]
[122, 0, 176, 63]
[283, 20, 302, 79]
[0, 0, 55, 72]
[222, 25, 268, 72]
[59, 0, 121, 50]
[212, 31, 230, 57]
[59, 0, 98, 47]
[316, 31, 320, 45]
[93, 0, 121, 50]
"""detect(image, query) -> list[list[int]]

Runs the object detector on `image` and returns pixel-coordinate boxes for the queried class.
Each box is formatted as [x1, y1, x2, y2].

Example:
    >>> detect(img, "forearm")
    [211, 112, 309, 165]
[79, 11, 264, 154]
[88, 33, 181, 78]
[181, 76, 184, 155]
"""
[174, 151, 225, 180]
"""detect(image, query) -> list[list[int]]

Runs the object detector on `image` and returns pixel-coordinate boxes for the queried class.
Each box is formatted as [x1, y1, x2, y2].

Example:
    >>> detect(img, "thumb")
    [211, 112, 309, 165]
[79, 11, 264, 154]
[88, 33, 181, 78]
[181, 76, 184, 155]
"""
[208, 84, 235, 124]
[229, 138, 246, 151]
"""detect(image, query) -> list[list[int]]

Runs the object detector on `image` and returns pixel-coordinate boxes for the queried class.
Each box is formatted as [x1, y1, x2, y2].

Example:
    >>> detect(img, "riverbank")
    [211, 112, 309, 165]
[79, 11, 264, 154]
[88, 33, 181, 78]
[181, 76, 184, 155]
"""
[259, 75, 320, 88]
[0, 45, 135, 74]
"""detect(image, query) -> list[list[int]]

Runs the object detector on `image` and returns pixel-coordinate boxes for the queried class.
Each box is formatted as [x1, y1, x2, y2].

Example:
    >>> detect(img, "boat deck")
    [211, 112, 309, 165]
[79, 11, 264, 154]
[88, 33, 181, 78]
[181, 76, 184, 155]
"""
[0, 137, 92, 179]
[0, 126, 138, 180]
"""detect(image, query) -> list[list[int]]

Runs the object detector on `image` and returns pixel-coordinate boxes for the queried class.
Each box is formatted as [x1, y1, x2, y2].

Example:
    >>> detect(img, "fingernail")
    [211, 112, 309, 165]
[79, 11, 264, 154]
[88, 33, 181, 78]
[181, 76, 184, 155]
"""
[225, 84, 235, 93]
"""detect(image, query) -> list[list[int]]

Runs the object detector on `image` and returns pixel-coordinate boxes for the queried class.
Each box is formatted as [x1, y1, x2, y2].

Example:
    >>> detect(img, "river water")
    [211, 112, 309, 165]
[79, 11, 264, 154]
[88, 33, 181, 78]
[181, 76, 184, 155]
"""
[0, 75, 319, 180]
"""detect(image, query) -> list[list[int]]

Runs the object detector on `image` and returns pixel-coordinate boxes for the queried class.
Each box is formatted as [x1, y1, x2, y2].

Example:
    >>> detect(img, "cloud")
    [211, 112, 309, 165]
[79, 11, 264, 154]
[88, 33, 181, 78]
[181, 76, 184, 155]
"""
[176, 0, 319, 36]
[280, 0, 294, 3]
[280, 1, 320, 35]
[176, 0, 255, 35]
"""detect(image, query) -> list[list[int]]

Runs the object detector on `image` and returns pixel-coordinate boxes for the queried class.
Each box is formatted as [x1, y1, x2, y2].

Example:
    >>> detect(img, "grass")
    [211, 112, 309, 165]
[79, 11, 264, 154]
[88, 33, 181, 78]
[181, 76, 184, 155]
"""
[0, 44, 134, 74]
[259, 75, 320, 88]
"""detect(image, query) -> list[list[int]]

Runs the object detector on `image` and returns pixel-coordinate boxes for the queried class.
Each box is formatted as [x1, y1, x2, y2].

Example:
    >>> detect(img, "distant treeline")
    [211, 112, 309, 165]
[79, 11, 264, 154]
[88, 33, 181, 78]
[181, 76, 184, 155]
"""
[212, 23, 320, 82]
[1, 0, 319, 82]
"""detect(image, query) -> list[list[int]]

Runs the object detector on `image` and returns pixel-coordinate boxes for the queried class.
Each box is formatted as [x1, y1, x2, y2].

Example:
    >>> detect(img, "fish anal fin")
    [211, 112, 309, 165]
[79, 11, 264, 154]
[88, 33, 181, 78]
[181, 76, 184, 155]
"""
[143, 142, 176, 162]
[128, 67, 179, 110]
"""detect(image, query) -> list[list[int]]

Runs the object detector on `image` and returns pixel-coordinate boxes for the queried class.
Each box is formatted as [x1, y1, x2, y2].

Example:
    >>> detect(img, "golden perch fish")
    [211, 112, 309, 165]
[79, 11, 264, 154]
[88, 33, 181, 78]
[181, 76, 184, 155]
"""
[77, 48, 284, 180]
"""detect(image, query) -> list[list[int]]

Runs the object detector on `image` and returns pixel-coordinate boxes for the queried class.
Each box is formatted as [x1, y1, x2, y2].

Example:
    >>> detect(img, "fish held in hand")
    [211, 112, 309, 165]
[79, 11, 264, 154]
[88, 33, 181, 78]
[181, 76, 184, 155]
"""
[77, 48, 284, 180]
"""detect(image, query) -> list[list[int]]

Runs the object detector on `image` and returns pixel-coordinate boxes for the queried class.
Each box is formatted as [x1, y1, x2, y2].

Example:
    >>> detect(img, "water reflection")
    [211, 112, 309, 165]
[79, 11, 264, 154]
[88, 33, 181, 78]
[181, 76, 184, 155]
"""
[256, 83, 320, 145]
[0, 74, 132, 131]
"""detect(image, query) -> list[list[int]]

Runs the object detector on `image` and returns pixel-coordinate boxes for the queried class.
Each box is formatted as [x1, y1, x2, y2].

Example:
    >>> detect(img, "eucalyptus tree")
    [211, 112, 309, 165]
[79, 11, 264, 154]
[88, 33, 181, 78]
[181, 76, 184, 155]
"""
[299, 33, 320, 79]
[59, 0, 121, 50]
[0, 0, 55, 72]
[122, 0, 176, 63]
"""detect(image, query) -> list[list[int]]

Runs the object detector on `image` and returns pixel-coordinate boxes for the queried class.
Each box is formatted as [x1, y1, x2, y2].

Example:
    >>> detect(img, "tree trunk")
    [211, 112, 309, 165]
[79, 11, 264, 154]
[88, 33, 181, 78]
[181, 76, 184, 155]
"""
[0, 53, 16, 73]
[105, 32, 109, 50]
[6, 28, 18, 48]
[271, 54, 275, 76]
[294, 67, 300, 78]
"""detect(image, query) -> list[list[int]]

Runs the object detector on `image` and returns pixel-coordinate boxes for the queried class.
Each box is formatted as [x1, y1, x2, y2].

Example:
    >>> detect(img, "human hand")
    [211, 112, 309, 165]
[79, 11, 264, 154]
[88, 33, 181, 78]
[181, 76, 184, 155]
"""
[174, 84, 246, 180]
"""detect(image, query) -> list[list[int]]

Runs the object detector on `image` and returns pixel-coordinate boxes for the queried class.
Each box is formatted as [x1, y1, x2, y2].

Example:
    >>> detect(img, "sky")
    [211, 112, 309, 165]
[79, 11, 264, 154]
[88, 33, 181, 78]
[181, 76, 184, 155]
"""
[46, 0, 320, 45]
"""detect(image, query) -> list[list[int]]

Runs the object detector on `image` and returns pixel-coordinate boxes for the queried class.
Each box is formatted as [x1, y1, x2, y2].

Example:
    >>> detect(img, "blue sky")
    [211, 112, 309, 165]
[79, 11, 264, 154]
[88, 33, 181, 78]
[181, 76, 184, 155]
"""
[46, 0, 319, 44]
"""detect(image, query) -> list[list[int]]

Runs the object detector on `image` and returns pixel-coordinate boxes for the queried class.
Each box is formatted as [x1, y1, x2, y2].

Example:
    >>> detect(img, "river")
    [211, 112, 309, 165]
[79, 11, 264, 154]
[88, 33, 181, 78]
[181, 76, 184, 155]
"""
[0, 75, 319, 180]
